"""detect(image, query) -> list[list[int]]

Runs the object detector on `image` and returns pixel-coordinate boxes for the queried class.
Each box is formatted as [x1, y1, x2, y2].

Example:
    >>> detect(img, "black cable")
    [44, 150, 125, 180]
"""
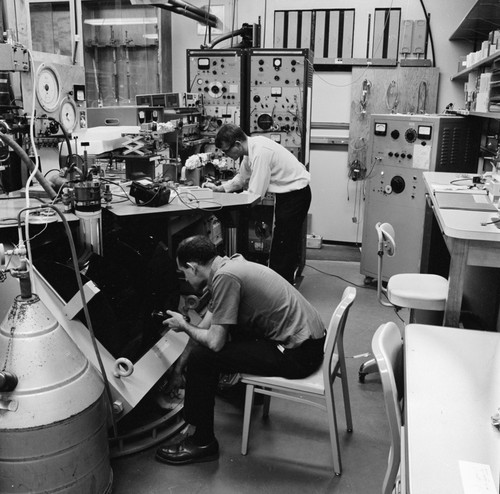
[47, 116, 72, 157]
[16, 205, 118, 438]
[43, 168, 60, 178]
[419, 0, 436, 67]
[305, 262, 373, 290]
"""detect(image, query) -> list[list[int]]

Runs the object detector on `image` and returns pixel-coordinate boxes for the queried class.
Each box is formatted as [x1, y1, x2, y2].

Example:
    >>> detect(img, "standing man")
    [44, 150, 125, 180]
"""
[205, 123, 311, 284]
[155, 235, 326, 465]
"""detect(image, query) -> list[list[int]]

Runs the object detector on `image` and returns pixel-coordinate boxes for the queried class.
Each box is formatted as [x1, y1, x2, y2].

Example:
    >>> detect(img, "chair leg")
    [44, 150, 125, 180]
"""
[241, 384, 255, 455]
[358, 357, 379, 383]
[325, 391, 342, 476]
[338, 360, 353, 433]
[262, 394, 271, 418]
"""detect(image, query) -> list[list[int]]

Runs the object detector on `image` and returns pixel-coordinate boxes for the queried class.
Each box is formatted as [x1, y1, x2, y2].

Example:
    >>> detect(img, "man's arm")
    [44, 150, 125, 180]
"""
[203, 158, 251, 193]
[162, 309, 212, 396]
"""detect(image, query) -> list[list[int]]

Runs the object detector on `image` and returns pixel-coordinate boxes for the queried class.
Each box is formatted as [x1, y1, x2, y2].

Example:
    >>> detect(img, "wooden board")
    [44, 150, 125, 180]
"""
[348, 66, 439, 167]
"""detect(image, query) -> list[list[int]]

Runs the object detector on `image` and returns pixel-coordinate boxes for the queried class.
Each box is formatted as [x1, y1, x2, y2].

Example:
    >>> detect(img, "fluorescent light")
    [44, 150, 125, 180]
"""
[84, 17, 157, 26]
[143, 34, 158, 39]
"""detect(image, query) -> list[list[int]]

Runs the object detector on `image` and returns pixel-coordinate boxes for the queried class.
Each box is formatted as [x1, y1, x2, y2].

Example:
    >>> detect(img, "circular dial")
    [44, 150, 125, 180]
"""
[208, 81, 223, 98]
[390, 176, 406, 194]
[36, 65, 61, 112]
[405, 128, 417, 143]
[257, 113, 273, 131]
[60, 98, 77, 133]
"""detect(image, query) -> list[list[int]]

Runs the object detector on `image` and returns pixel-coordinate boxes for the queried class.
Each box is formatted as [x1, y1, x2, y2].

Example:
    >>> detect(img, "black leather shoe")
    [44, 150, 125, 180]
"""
[155, 437, 219, 465]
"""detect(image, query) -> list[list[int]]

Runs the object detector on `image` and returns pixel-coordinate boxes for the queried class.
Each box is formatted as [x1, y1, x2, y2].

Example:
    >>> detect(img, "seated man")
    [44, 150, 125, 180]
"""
[155, 235, 326, 465]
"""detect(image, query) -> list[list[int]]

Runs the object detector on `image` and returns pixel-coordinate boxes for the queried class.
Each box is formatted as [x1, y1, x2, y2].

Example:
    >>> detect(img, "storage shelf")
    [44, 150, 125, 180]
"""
[451, 50, 500, 80]
[313, 57, 398, 68]
[450, 0, 500, 42]
[454, 109, 500, 119]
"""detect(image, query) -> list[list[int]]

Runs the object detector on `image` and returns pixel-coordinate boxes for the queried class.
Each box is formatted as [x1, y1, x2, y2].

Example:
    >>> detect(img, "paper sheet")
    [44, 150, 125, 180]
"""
[459, 461, 497, 494]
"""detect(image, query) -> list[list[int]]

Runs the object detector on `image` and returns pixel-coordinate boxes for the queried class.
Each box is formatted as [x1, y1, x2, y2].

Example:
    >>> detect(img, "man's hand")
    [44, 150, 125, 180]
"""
[202, 181, 224, 192]
[164, 310, 189, 332]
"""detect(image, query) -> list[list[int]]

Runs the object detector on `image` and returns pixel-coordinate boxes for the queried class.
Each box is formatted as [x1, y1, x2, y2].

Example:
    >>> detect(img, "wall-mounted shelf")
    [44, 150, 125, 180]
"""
[449, 0, 500, 43]
[451, 50, 500, 80]
[313, 57, 398, 69]
[455, 109, 500, 119]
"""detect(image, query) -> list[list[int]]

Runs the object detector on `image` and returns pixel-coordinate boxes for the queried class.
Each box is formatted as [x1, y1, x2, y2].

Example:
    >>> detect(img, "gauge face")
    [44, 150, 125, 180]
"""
[60, 98, 77, 133]
[405, 128, 417, 143]
[257, 113, 273, 131]
[36, 65, 61, 112]
[374, 122, 387, 136]
[208, 81, 223, 98]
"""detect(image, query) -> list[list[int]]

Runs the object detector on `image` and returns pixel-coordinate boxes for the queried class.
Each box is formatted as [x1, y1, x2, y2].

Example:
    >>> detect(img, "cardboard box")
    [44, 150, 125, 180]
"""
[306, 234, 323, 249]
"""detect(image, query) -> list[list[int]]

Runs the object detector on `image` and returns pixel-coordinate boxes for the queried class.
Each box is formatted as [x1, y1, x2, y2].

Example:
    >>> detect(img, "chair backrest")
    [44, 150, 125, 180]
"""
[323, 286, 356, 382]
[372, 322, 404, 494]
[376, 222, 396, 257]
[376, 222, 397, 307]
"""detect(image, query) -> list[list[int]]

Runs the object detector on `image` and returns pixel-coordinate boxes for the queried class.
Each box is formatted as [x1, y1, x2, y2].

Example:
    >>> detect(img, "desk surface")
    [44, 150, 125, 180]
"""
[423, 172, 500, 241]
[405, 324, 500, 494]
[108, 191, 261, 217]
[0, 196, 78, 228]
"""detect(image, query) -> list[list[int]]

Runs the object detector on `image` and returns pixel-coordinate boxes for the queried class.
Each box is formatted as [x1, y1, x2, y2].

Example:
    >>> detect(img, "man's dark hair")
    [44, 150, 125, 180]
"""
[214, 124, 247, 149]
[177, 235, 217, 268]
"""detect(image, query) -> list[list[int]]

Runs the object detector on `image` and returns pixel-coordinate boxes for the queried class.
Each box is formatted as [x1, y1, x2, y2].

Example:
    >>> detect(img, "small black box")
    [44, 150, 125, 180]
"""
[129, 179, 171, 207]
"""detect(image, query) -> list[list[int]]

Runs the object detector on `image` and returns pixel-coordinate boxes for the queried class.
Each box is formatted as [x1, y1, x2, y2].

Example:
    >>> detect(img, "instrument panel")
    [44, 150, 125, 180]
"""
[22, 59, 87, 135]
[187, 49, 244, 128]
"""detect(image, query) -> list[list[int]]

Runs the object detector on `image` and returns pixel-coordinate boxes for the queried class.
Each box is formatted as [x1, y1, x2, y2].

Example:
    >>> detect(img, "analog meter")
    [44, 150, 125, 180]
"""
[36, 64, 61, 112]
[59, 97, 77, 133]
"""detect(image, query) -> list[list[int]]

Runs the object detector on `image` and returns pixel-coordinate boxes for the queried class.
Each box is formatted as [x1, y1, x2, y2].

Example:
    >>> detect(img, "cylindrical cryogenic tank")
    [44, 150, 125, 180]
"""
[0, 293, 113, 493]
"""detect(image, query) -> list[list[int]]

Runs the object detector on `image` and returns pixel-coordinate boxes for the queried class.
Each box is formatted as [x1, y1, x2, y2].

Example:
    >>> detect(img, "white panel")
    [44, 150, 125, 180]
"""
[309, 147, 363, 243]
[287, 11, 299, 48]
[342, 10, 355, 58]
[274, 11, 285, 48]
[327, 11, 339, 58]
[372, 9, 387, 59]
[311, 72, 351, 122]
[309, 72, 359, 242]
[314, 10, 326, 58]
[387, 10, 401, 59]
[301, 11, 312, 50]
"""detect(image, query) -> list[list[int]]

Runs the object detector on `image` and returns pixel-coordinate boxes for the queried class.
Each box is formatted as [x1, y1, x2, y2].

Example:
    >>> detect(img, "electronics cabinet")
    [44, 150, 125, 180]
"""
[246, 48, 313, 164]
[186, 48, 312, 276]
[360, 113, 480, 280]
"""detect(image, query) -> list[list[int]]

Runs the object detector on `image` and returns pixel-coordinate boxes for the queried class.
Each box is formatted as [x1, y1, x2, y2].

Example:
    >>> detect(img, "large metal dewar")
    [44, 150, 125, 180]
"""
[0, 290, 112, 493]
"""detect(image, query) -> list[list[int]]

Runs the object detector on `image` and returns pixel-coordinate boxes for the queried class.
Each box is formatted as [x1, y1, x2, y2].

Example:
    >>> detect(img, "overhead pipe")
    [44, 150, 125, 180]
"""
[130, 0, 222, 29]
[204, 24, 255, 49]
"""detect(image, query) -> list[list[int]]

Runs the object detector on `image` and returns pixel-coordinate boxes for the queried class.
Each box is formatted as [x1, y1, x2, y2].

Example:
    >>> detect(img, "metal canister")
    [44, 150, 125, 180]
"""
[73, 180, 101, 213]
[0, 292, 113, 493]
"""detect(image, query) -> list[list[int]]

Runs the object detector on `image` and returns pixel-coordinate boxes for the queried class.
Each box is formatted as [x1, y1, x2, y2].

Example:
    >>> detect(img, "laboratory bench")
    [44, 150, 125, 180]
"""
[405, 323, 500, 493]
[423, 171, 500, 331]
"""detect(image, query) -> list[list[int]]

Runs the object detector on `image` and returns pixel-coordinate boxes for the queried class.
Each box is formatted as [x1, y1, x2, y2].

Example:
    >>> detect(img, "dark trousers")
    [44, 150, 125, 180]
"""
[183, 335, 325, 437]
[269, 185, 311, 284]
